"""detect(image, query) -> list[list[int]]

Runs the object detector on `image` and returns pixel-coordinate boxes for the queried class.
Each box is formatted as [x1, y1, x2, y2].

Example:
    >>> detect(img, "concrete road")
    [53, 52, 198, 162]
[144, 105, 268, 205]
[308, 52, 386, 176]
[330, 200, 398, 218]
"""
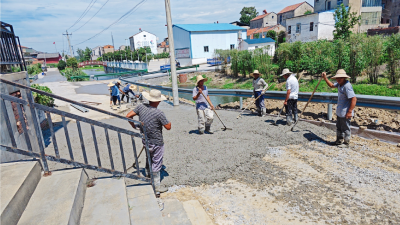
[33, 68, 66, 84]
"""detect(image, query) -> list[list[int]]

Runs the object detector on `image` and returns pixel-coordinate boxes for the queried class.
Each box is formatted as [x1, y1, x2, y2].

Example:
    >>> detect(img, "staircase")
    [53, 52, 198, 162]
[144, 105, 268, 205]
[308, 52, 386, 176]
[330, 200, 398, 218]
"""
[0, 161, 214, 225]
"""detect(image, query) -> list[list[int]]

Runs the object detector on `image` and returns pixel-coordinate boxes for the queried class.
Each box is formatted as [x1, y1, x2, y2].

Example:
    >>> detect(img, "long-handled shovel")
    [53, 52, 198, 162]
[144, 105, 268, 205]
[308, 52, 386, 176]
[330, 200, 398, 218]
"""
[273, 105, 285, 126]
[291, 76, 323, 131]
[132, 146, 145, 168]
[237, 85, 272, 119]
[199, 90, 232, 131]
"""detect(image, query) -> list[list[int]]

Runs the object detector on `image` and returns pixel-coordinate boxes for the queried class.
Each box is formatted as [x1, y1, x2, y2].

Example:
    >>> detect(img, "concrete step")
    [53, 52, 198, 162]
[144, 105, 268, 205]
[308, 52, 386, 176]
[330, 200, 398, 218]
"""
[1, 161, 42, 225]
[162, 199, 192, 225]
[80, 178, 131, 225]
[126, 184, 165, 225]
[182, 200, 214, 225]
[17, 169, 88, 225]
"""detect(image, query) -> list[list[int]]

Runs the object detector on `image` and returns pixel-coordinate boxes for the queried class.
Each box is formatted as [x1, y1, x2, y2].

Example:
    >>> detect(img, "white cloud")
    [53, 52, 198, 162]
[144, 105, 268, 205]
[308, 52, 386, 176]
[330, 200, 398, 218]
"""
[1, 0, 313, 53]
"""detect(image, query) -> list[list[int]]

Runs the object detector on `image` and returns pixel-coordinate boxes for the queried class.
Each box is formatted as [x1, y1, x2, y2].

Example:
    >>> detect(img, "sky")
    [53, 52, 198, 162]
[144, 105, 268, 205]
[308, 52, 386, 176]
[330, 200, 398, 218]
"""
[1, 0, 314, 54]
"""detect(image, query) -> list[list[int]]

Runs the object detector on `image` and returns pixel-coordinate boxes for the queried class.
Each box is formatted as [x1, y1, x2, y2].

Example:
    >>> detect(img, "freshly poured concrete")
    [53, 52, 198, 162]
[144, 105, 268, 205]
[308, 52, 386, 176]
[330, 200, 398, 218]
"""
[126, 184, 164, 225]
[1, 161, 41, 225]
[80, 178, 130, 225]
[17, 169, 87, 225]
[182, 200, 213, 225]
[162, 199, 191, 225]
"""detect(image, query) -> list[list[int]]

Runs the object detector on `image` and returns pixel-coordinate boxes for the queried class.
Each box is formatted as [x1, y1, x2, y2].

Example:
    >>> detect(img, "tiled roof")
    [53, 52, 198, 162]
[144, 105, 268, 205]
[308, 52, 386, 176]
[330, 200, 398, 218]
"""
[173, 23, 247, 32]
[103, 45, 113, 48]
[244, 38, 275, 44]
[278, 2, 307, 14]
[250, 13, 270, 22]
[37, 53, 60, 59]
[247, 25, 282, 36]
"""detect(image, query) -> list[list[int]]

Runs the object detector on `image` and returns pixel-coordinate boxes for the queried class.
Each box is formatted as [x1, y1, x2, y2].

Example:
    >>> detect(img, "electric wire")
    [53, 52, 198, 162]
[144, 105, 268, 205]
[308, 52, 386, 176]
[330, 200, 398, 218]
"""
[67, 0, 97, 30]
[74, 0, 148, 46]
[72, 0, 111, 33]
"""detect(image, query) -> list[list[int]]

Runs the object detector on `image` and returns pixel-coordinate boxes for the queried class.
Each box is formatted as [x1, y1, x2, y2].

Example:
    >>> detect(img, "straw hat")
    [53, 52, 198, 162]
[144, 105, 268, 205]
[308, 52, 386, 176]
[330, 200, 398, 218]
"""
[250, 70, 261, 77]
[116, 80, 121, 85]
[280, 68, 293, 77]
[195, 75, 208, 85]
[142, 89, 166, 102]
[129, 84, 137, 90]
[107, 82, 114, 87]
[332, 69, 350, 79]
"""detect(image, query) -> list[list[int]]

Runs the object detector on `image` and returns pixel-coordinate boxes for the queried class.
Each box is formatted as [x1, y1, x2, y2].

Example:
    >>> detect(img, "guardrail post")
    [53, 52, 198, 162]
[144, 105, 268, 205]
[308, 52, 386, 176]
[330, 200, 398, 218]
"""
[240, 97, 243, 109]
[327, 104, 333, 120]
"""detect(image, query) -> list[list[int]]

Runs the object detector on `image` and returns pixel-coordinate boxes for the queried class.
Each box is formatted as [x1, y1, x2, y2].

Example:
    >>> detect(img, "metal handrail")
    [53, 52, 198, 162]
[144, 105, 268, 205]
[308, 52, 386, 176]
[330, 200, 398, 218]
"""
[120, 78, 400, 111]
[0, 80, 155, 192]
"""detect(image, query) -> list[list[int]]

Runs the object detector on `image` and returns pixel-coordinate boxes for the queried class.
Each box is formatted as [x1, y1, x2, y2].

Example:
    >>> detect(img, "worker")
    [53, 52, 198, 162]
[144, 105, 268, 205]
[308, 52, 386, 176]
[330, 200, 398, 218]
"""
[126, 89, 171, 197]
[121, 84, 141, 103]
[111, 81, 123, 108]
[280, 68, 299, 125]
[193, 75, 214, 134]
[251, 70, 268, 117]
[107, 82, 114, 108]
[322, 69, 357, 146]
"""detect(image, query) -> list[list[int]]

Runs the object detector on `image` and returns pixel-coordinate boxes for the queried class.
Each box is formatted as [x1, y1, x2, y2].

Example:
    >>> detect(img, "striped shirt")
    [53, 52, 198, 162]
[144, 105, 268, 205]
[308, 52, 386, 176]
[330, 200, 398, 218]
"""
[133, 104, 169, 146]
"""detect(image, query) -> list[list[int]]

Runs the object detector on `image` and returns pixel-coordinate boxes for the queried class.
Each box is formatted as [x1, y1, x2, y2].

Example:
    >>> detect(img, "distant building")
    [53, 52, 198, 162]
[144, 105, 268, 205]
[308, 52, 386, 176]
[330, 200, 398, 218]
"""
[286, 11, 335, 43]
[103, 45, 114, 54]
[157, 38, 169, 54]
[119, 45, 127, 51]
[250, 10, 278, 29]
[368, 26, 400, 35]
[230, 21, 250, 29]
[278, 2, 314, 27]
[239, 38, 276, 55]
[129, 30, 158, 54]
[247, 24, 286, 39]
[172, 23, 247, 66]
[381, 0, 400, 27]
[36, 53, 62, 64]
[91, 46, 103, 60]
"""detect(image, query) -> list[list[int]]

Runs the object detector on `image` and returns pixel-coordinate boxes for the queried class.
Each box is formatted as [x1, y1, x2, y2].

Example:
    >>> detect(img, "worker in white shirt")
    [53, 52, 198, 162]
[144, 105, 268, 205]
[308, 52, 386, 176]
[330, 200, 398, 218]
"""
[251, 70, 268, 117]
[280, 68, 299, 125]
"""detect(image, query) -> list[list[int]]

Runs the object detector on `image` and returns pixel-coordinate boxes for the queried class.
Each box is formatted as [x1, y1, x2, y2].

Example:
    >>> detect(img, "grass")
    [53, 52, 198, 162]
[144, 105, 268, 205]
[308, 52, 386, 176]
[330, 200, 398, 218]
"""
[81, 65, 104, 71]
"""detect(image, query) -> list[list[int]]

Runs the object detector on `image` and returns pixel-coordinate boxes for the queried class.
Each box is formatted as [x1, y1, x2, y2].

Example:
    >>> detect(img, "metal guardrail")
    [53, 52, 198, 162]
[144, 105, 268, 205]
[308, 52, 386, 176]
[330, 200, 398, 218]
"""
[0, 78, 155, 192]
[119, 78, 400, 111]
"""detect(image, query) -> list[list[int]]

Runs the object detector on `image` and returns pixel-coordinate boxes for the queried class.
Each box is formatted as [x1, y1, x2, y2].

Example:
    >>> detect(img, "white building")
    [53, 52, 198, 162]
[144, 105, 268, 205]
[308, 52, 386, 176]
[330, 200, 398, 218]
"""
[173, 23, 247, 66]
[239, 38, 276, 55]
[285, 11, 335, 43]
[91, 46, 103, 60]
[129, 30, 157, 54]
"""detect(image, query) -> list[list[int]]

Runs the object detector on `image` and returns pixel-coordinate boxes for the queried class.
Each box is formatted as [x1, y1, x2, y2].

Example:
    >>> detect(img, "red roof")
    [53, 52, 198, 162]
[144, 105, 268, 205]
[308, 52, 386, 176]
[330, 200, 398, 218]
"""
[18, 45, 28, 48]
[278, 2, 307, 14]
[251, 13, 271, 22]
[247, 25, 282, 37]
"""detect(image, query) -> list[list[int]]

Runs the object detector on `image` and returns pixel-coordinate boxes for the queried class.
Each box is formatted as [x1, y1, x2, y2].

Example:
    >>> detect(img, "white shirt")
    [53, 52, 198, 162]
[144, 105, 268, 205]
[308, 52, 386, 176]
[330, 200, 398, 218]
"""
[285, 74, 299, 100]
[253, 77, 268, 92]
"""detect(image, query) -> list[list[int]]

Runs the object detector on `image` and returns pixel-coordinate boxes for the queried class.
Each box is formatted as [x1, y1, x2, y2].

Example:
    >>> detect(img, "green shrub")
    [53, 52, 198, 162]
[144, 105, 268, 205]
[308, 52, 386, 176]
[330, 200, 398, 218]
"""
[57, 60, 66, 71]
[11, 66, 21, 72]
[30, 84, 54, 106]
[27, 64, 42, 75]
[66, 57, 78, 68]
[47, 63, 58, 68]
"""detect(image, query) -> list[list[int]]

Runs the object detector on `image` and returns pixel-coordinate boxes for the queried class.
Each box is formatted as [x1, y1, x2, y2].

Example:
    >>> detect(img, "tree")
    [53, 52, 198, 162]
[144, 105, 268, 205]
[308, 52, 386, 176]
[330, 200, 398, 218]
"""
[253, 33, 260, 39]
[333, 4, 361, 40]
[364, 35, 384, 84]
[385, 34, 400, 84]
[346, 34, 366, 83]
[239, 7, 258, 25]
[277, 31, 286, 44]
[66, 57, 78, 69]
[96, 56, 103, 61]
[76, 48, 84, 61]
[304, 10, 312, 15]
[83, 47, 92, 61]
[266, 30, 277, 41]
[57, 60, 66, 71]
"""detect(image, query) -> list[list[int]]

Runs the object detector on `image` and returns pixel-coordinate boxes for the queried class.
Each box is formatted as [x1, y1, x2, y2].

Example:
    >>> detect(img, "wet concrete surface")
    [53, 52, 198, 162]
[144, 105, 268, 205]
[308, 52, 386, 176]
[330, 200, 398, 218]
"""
[33, 68, 66, 83]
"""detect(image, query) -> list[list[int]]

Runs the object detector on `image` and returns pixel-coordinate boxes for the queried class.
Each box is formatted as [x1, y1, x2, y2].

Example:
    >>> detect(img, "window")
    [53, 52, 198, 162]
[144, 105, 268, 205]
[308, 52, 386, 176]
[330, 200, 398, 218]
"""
[310, 22, 314, 31]
[280, 15, 282, 23]
[255, 46, 259, 49]
[398, 15, 400, 26]
[204, 46, 209, 52]
[272, 16, 274, 19]
[288, 26, 292, 34]
[382, 3, 385, 9]
[296, 23, 301, 33]
[230, 44, 235, 50]
[144, 35, 146, 37]
[327, 1, 331, 10]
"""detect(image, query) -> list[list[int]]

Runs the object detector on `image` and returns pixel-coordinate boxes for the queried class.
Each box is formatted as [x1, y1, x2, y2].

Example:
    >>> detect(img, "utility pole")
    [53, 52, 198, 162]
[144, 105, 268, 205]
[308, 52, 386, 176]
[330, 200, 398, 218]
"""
[111, 32, 115, 52]
[63, 30, 74, 57]
[165, 0, 179, 106]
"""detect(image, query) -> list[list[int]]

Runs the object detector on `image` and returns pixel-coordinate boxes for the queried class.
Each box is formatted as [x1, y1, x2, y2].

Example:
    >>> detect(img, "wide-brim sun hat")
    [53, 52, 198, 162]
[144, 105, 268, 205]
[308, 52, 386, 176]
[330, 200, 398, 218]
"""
[142, 89, 166, 102]
[280, 68, 293, 77]
[116, 80, 121, 84]
[332, 69, 350, 79]
[107, 82, 114, 87]
[250, 70, 261, 77]
[129, 84, 137, 90]
[195, 75, 208, 85]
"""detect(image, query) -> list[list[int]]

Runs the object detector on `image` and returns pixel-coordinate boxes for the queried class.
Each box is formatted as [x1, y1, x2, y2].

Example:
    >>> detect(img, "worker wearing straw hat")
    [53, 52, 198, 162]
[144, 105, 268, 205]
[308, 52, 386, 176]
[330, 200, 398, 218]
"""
[322, 69, 357, 146]
[251, 70, 268, 117]
[280, 68, 299, 125]
[193, 75, 215, 134]
[126, 89, 171, 197]
[107, 82, 114, 108]
[121, 84, 141, 103]
[111, 81, 123, 108]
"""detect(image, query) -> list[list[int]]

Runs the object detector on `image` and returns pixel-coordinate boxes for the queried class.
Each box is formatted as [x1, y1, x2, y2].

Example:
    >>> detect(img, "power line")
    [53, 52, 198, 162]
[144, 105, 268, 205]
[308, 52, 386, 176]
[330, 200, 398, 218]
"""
[67, 0, 97, 30]
[73, 0, 111, 33]
[74, 0, 148, 46]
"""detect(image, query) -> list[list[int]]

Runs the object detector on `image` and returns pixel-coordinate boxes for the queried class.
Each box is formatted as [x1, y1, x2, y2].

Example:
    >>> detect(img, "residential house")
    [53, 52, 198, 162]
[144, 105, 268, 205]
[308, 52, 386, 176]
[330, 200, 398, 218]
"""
[129, 30, 158, 54]
[239, 38, 276, 55]
[172, 23, 247, 66]
[157, 39, 169, 54]
[314, 0, 389, 32]
[103, 45, 114, 54]
[368, 26, 400, 35]
[247, 24, 286, 39]
[278, 2, 314, 27]
[230, 21, 250, 29]
[381, 0, 400, 27]
[91, 46, 103, 60]
[36, 53, 62, 64]
[286, 11, 335, 43]
[250, 10, 277, 29]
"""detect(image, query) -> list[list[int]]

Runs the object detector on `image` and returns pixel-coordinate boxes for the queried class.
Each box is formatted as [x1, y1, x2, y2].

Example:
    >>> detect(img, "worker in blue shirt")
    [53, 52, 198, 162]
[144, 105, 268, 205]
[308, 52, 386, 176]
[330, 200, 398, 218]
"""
[121, 84, 141, 103]
[111, 81, 123, 108]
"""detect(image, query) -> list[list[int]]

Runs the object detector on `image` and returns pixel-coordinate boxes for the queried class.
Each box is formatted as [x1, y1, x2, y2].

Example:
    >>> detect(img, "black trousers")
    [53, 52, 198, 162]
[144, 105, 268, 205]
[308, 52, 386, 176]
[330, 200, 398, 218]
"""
[285, 99, 298, 117]
[112, 96, 120, 105]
